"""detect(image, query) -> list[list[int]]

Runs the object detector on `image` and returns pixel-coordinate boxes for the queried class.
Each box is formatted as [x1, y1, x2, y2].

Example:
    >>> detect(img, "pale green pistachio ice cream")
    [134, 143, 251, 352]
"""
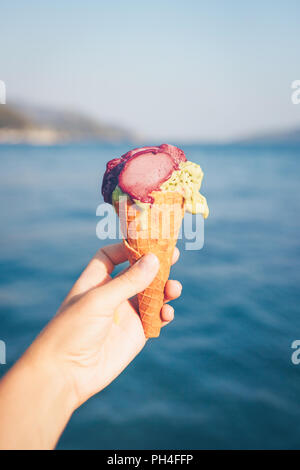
[160, 161, 209, 217]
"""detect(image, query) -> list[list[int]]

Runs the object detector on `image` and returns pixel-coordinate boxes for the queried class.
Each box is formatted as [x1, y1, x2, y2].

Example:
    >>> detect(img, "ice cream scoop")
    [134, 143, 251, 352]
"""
[102, 143, 208, 217]
[101, 144, 186, 203]
[119, 151, 176, 203]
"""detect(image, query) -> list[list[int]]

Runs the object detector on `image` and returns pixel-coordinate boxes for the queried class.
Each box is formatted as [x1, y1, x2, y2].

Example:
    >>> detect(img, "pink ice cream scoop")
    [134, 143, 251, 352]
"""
[101, 144, 186, 204]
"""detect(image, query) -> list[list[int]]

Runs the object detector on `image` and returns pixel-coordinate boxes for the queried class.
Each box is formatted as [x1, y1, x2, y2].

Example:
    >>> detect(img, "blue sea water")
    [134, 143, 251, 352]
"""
[0, 142, 299, 449]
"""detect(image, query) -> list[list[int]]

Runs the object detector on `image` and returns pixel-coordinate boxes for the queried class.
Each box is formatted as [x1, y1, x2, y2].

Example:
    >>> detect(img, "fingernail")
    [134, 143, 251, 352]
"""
[137, 253, 159, 270]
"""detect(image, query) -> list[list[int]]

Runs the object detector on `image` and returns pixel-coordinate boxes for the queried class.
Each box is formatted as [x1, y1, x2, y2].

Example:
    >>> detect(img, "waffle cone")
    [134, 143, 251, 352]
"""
[115, 191, 184, 338]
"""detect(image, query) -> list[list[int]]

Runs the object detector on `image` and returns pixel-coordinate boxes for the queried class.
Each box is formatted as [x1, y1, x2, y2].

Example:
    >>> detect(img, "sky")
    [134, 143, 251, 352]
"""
[1, 0, 300, 141]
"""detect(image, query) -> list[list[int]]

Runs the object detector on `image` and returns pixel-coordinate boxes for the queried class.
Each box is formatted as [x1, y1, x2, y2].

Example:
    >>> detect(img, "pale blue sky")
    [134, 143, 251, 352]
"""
[1, 0, 300, 140]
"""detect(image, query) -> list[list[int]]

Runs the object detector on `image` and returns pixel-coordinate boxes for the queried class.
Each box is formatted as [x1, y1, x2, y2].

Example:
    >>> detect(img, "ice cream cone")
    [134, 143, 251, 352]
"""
[115, 191, 184, 338]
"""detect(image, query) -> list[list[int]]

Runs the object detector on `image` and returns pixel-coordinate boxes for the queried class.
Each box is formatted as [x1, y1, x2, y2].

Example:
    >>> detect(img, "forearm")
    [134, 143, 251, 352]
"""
[0, 347, 75, 450]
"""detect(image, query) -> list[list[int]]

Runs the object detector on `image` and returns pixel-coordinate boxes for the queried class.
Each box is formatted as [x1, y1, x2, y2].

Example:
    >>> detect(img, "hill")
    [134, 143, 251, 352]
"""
[239, 127, 300, 144]
[0, 103, 134, 144]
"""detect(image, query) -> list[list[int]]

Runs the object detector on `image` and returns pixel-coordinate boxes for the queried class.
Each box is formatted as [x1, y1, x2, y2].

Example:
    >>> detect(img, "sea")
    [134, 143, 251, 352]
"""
[0, 142, 299, 449]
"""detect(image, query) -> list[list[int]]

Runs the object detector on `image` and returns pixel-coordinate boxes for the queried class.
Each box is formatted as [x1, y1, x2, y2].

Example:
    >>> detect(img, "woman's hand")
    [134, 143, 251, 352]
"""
[30, 243, 182, 409]
[0, 242, 182, 449]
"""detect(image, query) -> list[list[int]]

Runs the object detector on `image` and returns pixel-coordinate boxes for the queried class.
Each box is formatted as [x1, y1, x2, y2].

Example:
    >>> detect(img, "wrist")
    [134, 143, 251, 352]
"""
[24, 339, 79, 417]
[0, 345, 76, 449]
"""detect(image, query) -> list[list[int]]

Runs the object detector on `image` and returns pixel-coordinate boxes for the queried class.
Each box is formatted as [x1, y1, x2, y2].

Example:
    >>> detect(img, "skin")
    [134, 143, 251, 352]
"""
[0, 243, 182, 450]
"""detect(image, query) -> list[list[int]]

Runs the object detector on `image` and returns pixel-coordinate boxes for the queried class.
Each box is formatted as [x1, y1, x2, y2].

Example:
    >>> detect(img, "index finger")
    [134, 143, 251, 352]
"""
[64, 243, 128, 304]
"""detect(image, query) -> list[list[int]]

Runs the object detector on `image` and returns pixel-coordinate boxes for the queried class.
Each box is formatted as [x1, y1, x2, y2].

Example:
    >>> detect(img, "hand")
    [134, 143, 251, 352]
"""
[0, 242, 182, 449]
[31, 242, 182, 410]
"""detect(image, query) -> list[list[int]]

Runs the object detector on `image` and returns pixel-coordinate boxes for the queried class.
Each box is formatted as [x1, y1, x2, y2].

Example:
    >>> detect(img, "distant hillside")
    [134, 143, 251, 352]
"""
[0, 106, 31, 129]
[0, 103, 134, 144]
[239, 127, 300, 144]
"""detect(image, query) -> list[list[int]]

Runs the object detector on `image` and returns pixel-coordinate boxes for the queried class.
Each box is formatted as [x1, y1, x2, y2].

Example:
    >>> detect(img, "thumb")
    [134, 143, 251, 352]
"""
[97, 253, 159, 308]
